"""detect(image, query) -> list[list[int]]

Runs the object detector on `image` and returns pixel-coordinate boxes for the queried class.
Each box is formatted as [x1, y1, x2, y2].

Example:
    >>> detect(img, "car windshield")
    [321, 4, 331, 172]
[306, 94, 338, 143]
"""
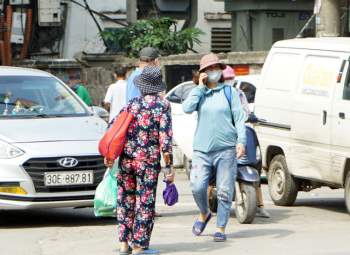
[167, 82, 196, 103]
[0, 75, 89, 118]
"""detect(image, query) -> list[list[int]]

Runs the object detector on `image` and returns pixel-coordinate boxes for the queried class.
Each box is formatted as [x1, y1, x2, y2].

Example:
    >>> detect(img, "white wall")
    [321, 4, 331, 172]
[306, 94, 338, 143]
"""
[193, 0, 231, 53]
[62, 0, 126, 58]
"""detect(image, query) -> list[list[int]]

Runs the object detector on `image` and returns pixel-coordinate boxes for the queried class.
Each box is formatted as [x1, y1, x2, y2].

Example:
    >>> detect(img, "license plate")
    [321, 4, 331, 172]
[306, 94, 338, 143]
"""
[44, 171, 94, 186]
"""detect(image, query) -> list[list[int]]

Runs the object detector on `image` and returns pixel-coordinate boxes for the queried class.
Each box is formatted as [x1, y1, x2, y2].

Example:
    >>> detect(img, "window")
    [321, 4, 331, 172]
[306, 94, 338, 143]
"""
[343, 79, 350, 100]
[264, 52, 300, 92]
[300, 55, 340, 98]
[272, 28, 284, 44]
[239, 82, 256, 103]
[211, 27, 231, 53]
[166, 82, 196, 104]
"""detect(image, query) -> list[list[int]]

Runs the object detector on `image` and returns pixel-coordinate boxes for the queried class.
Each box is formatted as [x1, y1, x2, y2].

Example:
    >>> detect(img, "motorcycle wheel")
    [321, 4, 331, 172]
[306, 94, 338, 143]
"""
[235, 182, 257, 224]
[208, 186, 218, 213]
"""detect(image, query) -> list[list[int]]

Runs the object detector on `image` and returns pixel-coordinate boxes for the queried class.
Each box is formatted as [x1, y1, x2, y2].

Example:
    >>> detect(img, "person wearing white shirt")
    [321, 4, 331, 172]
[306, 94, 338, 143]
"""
[104, 67, 127, 123]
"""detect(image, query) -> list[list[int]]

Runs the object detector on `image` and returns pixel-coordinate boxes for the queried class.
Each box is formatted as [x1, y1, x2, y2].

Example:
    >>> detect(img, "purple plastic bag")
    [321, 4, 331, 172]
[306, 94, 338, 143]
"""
[162, 181, 178, 206]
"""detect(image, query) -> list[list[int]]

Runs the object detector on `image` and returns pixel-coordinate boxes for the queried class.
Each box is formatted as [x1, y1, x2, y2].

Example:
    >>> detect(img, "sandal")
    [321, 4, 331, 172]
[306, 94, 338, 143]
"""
[213, 232, 227, 242]
[192, 213, 212, 236]
[132, 248, 159, 255]
[119, 246, 132, 255]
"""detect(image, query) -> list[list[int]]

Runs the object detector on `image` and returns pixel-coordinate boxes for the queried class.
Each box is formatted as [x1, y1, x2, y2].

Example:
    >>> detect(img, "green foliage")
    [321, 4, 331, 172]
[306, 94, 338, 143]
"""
[101, 17, 204, 57]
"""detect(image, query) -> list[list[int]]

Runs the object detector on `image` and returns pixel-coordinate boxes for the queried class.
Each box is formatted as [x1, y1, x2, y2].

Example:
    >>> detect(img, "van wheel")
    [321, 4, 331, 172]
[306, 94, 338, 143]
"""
[268, 155, 298, 206]
[345, 171, 350, 214]
[184, 155, 192, 180]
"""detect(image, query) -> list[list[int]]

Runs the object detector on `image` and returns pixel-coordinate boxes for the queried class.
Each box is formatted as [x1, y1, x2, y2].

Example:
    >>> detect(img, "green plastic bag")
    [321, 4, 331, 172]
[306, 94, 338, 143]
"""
[94, 161, 119, 217]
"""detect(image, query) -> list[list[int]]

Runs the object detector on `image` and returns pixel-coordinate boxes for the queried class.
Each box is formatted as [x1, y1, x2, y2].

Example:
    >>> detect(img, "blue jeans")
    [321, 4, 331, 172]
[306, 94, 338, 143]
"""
[190, 148, 237, 228]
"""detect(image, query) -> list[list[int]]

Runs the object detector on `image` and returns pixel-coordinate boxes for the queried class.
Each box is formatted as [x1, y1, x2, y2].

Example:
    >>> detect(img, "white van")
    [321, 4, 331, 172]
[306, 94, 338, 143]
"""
[0, 67, 107, 210]
[254, 38, 350, 213]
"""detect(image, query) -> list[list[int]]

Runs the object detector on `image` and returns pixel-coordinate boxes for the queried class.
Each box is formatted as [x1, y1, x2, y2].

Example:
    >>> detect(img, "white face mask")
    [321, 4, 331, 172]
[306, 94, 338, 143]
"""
[206, 70, 222, 83]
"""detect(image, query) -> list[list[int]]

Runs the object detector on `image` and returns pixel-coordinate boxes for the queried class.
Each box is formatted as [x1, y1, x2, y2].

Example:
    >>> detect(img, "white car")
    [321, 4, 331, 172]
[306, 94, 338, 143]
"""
[165, 75, 260, 176]
[0, 67, 107, 210]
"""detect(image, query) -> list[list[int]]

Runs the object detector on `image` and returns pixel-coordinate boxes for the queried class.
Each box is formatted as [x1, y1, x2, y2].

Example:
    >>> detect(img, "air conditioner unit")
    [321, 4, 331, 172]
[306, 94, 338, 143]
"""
[10, 12, 26, 44]
[38, 0, 61, 26]
[10, 0, 30, 5]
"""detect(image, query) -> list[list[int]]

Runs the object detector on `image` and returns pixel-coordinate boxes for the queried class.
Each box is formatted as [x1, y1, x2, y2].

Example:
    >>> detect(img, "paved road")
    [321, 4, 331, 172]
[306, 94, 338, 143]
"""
[1, 171, 350, 255]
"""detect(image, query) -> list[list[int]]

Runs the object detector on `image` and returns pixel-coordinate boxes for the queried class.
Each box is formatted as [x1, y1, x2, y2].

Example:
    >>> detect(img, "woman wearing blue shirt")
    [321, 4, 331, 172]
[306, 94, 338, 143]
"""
[182, 53, 247, 242]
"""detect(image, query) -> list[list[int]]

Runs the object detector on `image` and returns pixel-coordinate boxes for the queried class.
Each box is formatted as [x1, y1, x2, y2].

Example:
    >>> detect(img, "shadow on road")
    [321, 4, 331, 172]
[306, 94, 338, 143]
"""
[294, 197, 347, 214]
[0, 208, 115, 229]
[229, 228, 294, 239]
[155, 241, 231, 254]
[230, 207, 293, 225]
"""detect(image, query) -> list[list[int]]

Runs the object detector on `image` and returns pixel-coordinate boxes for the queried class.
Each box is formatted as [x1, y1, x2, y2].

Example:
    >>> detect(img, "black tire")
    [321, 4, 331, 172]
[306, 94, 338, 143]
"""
[268, 155, 298, 206]
[208, 186, 218, 213]
[184, 155, 192, 180]
[345, 171, 350, 214]
[235, 182, 257, 224]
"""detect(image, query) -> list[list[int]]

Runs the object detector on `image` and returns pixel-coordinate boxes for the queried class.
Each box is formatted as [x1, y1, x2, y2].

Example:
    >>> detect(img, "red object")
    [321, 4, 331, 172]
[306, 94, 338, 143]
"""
[233, 65, 250, 76]
[98, 111, 134, 160]
[20, 8, 33, 59]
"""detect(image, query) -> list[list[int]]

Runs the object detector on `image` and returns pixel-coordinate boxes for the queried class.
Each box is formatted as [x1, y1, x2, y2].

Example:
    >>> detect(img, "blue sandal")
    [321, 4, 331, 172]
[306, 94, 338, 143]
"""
[192, 213, 212, 236]
[132, 248, 159, 255]
[213, 232, 227, 242]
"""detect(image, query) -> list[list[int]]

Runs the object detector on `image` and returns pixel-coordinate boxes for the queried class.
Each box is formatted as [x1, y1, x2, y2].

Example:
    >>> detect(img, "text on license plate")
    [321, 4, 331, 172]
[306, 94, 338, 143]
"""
[44, 171, 94, 186]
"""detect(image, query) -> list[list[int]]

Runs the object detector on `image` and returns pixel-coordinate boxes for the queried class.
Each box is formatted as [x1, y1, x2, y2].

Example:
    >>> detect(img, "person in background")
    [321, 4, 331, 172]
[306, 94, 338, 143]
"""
[104, 66, 127, 123]
[68, 72, 92, 106]
[105, 66, 173, 255]
[126, 47, 160, 103]
[222, 65, 270, 218]
[183, 53, 246, 242]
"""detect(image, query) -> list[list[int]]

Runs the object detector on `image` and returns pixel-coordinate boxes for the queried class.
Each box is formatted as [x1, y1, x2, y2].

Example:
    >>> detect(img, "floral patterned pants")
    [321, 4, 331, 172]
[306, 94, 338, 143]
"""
[116, 157, 161, 248]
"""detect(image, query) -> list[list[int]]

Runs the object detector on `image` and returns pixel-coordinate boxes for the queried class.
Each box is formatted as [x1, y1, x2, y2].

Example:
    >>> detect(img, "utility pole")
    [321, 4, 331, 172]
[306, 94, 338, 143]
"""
[315, 0, 340, 37]
[127, 0, 137, 24]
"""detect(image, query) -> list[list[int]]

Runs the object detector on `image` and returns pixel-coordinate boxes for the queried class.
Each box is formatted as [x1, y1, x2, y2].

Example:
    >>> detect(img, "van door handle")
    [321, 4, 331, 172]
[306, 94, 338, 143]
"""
[323, 110, 327, 125]
[339, 112, 345, 119]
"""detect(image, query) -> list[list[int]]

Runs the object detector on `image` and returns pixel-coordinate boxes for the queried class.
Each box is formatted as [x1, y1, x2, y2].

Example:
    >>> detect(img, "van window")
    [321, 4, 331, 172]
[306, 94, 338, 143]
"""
[300, 55, 340, 98]
[264, 52, 299, 92]
[343, 80, 350, 100]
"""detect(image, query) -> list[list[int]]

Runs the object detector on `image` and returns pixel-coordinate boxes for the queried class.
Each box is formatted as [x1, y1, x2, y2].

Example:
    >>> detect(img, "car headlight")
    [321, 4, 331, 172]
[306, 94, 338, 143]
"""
[0, 140, 24, 159]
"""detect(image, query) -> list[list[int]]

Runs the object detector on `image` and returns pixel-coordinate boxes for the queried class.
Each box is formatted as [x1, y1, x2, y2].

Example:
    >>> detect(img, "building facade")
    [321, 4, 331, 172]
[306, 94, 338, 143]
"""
[225, 0, 314, 51]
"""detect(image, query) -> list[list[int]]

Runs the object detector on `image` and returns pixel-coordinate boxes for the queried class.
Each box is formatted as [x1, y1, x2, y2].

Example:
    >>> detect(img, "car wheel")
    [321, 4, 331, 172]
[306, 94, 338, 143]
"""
[268, 155, 298, 206]
[345, 171, 350, 214]
[184, 155, 192, 180]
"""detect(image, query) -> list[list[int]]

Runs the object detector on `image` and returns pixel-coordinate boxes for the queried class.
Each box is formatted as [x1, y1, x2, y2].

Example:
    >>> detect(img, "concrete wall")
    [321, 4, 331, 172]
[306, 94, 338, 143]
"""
[193, 0, 231, 53]
[18, 51, 267, 106]
[62, 0, 126, 59]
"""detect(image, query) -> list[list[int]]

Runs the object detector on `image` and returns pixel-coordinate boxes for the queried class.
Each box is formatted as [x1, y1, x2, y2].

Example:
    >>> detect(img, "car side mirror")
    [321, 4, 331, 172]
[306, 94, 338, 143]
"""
[90, 106, 109, 122]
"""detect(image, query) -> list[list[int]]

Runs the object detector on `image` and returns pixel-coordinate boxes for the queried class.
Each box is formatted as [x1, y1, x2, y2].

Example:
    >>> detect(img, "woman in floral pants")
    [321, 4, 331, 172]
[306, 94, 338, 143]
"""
[111, 66, 173, 255]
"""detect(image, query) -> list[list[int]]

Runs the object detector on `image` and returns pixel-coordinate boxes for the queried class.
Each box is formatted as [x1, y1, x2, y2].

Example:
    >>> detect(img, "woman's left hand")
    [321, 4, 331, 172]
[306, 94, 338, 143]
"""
[236, 144, 246, 159]
[165, 171, 175, 183]
[104, 157, 114, 168]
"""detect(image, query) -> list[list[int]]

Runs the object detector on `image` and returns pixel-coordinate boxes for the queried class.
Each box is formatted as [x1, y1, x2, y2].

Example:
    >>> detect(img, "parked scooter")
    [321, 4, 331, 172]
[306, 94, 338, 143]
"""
[208, 124, 261, 224]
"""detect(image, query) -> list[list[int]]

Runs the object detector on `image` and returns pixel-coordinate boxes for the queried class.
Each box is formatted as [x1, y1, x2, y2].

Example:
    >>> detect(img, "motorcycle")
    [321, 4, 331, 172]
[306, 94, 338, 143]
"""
[208, 124, 261, 224]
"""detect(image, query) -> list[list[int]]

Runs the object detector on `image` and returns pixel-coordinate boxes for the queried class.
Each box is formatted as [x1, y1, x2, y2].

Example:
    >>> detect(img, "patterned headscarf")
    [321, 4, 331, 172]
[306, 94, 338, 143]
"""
[133, 66, 166, 95]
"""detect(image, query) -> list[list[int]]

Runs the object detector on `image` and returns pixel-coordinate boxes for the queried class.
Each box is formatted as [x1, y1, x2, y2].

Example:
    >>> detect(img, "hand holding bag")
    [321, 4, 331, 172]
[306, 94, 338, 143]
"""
[98, 111, 134, 160]
[94, 161, 119, 217]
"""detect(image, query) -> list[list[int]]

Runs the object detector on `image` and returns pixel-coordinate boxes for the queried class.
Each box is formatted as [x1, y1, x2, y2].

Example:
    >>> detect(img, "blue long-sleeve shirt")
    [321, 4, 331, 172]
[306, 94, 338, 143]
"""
[182, 83, 247, 153]
[126, 68, 142, 103]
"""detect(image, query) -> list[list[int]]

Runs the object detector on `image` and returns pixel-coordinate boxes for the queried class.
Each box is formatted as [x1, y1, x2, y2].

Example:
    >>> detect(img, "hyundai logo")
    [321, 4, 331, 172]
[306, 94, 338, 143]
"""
[57, 157, 79, 168]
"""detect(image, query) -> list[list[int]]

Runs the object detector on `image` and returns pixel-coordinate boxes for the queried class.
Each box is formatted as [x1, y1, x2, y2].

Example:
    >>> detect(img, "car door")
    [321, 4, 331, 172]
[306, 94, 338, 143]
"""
[166, 82, 197, 159]
[330, 57, 350, 185]
[290, 53, 341, 182]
